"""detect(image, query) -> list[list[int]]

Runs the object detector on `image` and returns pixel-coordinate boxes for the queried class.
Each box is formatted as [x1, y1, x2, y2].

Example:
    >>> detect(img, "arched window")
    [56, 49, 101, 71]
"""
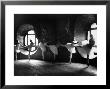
[25, 30, 38, 51]
[88, 23, 97, 46]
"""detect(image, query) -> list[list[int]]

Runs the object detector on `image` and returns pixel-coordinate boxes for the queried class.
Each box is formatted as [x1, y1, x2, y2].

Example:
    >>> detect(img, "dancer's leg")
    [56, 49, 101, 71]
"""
[42, 51, 44, 60]
[87, 54, 89, 67]
[53, 54, 55, 62]
[16, 53, 17, 61]
[28, 51, 30, 61]
[69, 52, 72, 64]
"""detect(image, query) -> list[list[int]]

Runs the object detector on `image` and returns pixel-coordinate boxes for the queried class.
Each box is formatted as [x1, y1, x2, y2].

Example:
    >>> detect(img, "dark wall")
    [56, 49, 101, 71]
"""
[74, 14, 97, 42]
[14, 14, 79, 44]
[14, 14, 96, 43]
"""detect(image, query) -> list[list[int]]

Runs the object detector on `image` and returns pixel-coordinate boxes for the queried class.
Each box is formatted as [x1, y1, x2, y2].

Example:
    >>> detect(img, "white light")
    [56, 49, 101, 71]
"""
[73, 40, 78, 44]
[91, 30, 97, 46]
[81, 40, 89, 46]
[16, 50, 20, 53]
[91, 23, 97, 28]
[28, 30, 35, 34]
[67, 43, 71, 45]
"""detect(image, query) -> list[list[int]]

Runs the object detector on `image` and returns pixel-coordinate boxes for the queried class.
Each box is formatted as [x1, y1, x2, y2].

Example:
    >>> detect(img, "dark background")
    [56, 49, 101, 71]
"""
[14, 14, 97, 66]
[14, 14, 97, 44]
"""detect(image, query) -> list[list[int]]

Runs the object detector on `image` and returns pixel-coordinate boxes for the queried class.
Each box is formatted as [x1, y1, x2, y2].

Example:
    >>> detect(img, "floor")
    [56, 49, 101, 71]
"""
[14, 59, 97, 76]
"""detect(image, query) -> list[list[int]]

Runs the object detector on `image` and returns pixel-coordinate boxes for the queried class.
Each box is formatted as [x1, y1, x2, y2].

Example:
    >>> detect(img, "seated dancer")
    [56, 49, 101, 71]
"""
[28, 40, 34, 61]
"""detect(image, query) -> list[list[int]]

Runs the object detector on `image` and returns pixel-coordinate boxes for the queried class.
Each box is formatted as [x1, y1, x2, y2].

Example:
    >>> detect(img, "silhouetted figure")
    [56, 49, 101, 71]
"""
[15, 40, 21, 61]
[28, 40, 34, 61]
[87, 34, 95, 67]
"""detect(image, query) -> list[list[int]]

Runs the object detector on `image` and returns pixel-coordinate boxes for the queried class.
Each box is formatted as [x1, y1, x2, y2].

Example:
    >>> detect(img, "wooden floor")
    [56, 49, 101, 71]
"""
[14, 59, 97, 76]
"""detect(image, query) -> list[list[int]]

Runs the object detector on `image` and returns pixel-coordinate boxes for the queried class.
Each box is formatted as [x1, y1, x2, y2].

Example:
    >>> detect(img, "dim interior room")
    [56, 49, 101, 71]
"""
[5, 5, 106, 85]
[14, 14, 97, 76]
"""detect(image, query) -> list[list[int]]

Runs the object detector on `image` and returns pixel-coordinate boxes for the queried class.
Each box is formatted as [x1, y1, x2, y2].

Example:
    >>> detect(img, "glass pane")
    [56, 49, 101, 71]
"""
[36, 38, 38, 46]
[28, 35, 35, 45]
[28, 30, 35, 34]
[91, 23, 97, 29]
[91, 30, 97, 46]
[88, 31, 90, 41]
[25, 30, 39, 50]
[25, 35, 27, 46]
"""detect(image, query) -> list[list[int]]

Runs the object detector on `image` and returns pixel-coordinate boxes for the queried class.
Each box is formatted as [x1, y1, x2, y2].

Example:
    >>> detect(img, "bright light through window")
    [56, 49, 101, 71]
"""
[28, 30, 35, 34]
[25, 35, 35, 45]
[91, 23, 97, 29]
[25, 30, 38, 51]
[91, 30, 97, 46]
[88, 23, 97, 46]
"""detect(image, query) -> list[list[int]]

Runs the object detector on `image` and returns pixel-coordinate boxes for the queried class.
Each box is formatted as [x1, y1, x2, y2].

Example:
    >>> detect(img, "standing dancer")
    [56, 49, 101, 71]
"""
[38, 41, 47, 60]
[28, 40, 34, 61]
[86, 34, 95, 67]
[15, 40, 21, 61]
